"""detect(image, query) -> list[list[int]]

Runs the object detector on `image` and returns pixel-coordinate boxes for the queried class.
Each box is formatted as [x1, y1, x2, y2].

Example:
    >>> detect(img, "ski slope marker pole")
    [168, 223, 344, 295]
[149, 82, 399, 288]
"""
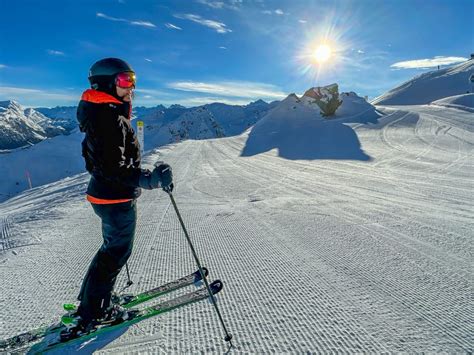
[164, 187, 233, 346]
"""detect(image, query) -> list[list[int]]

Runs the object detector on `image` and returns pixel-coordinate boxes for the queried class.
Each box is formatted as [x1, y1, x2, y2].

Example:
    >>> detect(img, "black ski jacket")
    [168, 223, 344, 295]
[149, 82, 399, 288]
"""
[77, 89, 144, 201]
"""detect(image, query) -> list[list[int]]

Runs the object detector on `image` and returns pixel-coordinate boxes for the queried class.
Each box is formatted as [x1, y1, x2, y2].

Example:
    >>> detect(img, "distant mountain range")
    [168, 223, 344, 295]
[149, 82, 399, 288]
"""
[133, 99, 279, 150]
[0, 101, 67, 151]
[0, 99, 278, 151]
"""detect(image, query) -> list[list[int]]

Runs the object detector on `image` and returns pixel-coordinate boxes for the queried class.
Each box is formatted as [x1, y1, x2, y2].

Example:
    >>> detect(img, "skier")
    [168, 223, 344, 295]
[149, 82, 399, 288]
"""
[68, 58, 173, 337]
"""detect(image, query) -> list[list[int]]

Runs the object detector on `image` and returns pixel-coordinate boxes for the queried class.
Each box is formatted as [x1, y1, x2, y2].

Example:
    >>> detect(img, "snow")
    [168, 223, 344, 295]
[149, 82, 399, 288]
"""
[371, 59, 474, 105]
[0, 130, 85, 200]
[0, 63, 473, 352]
[242, 92, 380, 160]
[431, 93, 474, 112]
[0, 101, 67, 150]
[0, 101, 472, 353]
[0, 100, 276, 202]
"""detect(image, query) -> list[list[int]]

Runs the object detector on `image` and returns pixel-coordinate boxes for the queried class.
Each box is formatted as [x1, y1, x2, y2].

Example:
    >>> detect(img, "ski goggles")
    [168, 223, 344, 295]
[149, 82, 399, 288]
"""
[115, 72, 136, 88]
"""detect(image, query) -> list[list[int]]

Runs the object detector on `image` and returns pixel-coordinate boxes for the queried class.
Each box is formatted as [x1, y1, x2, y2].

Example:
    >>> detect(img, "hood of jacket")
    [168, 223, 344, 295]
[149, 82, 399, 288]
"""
[77, 89, 131, 131]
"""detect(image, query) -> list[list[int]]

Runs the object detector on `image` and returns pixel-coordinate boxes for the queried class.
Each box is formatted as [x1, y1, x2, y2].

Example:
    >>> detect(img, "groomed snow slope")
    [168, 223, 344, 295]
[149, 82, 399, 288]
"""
[0, 104, 472, 353]
[371, 59, 474, 105]
[431, 93, 474, 112]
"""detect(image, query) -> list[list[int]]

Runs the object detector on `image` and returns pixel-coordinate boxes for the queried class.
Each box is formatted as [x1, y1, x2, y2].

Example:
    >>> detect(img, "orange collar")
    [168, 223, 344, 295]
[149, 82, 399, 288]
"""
[81, 89, 122, 104]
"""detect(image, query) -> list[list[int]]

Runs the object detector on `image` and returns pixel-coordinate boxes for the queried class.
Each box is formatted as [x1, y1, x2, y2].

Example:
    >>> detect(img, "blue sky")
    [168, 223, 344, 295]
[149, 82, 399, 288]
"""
[0, 0, 472, 107]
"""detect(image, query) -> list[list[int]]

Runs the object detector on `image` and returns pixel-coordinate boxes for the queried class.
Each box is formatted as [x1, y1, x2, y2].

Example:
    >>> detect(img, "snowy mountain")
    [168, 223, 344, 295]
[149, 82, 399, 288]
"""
[0, 101, 66, 150]
[204, 99, 278, 136]
[138, 106, 225, 149]
[372, 59, 474, 105]
[132, 100, 276, 150]
[35, 106, 78, 132]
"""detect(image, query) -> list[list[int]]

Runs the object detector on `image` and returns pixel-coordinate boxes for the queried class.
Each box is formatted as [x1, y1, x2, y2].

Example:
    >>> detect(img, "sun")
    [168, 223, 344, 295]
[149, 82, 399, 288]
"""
[313, 44, 332, 63]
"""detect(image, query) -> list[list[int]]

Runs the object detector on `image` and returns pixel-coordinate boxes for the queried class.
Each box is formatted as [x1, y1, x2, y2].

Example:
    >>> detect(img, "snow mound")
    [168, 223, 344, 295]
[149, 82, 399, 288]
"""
[241, 92, 378, 160]
[431, 93, 474, 113]
[372, 59, 474, 105]
[337, 92, 379, 118]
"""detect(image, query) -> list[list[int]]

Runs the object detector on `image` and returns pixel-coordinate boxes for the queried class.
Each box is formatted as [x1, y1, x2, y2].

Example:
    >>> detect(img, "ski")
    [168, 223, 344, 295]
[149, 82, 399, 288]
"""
[30, 280, 223, 353]
[0, 268, 210, 352]
[115, 267, 209, 308]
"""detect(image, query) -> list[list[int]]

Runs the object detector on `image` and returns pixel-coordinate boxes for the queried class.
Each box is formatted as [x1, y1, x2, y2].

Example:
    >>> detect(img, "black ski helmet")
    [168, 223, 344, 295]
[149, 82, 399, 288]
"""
[88, 58, 135, 91]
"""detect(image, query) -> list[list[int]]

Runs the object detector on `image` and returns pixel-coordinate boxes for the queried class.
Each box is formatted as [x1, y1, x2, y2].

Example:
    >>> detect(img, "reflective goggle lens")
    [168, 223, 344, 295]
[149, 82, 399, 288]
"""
[115, 72, 136, 88]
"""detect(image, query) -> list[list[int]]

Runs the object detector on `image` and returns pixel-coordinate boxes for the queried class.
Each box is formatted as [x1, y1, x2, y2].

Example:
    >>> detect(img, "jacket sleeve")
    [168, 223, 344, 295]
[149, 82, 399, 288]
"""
[96, 107, 146, 187]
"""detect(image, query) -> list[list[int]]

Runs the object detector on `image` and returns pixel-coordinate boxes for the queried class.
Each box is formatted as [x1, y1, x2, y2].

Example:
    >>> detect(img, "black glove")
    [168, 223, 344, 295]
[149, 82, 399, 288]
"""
[138, 164, 173, 190]
[154, 163, 173, 191]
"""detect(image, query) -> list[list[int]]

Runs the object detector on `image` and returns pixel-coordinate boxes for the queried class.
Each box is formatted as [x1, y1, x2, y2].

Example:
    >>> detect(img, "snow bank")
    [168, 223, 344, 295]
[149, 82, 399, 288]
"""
[431, 93, 474, 112]
[372, 59, 474, 105]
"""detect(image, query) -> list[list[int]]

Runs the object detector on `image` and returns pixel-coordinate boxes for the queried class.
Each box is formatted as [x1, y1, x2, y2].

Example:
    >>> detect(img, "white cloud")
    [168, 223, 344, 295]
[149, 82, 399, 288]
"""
[177, 96, 251, 106]
[174, 14, 232, 33]
[165, 23, 182, 30]
[196, 0, 242, 10]
[145, 58, 153, 62]
[0, 86, 78, 105]
[0, 64, 6, 69]
[262, 9, 285, 15]
[96, 12, 156, 28]
[391, 56, 468, 69]
[47, 50, 65, 56]
[166, 80, 286, 100]
[196, 0, 224, 8]
[299, 19, 307, 24]
[219, 46, 227, 49]
[130, 20, 156, 28]
[357, 50, 365, 54]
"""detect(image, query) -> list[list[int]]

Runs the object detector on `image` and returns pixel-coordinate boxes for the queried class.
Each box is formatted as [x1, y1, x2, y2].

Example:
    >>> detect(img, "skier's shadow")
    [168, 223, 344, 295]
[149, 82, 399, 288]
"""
[27, 325, 131, 354]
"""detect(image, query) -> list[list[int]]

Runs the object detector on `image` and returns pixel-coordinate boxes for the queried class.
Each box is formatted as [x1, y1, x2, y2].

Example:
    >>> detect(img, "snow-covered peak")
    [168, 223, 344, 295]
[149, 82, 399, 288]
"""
[0, 100, 23, 114]
[372, 59, 474, 105]
[0, 100, 68, 150]
[169, 104, 186, 109]
[246, 99, 268, 108]
[34, 106, 78, 132]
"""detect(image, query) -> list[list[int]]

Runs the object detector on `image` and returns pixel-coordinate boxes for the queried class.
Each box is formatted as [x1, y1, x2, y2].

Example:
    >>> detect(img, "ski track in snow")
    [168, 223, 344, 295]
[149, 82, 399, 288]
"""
[0, 105, 472, 353]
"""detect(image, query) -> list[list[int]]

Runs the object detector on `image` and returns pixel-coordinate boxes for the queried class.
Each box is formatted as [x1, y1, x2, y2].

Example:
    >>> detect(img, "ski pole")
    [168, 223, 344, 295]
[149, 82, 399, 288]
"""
[125, 262, 133, 287]
[164, 187, 233, 346]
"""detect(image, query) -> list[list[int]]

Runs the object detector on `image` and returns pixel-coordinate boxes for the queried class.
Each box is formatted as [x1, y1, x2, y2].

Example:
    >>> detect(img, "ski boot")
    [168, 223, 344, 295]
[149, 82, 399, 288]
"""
[111, 291, 135, 306]
[59, 304, 97, 342]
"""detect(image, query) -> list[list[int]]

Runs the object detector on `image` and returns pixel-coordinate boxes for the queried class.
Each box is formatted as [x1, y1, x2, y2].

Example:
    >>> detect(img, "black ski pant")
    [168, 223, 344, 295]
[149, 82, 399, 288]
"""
[77, 200, 137, 322]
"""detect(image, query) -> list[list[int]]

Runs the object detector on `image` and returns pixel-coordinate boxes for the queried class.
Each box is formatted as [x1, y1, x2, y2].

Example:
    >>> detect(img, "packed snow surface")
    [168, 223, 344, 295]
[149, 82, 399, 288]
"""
[431, 93, 474, 112]
[0, 102, 472, 353]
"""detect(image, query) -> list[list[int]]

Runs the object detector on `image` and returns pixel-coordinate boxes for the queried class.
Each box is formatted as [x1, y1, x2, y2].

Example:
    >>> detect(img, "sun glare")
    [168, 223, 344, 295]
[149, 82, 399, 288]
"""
[313, 44, 332, 63]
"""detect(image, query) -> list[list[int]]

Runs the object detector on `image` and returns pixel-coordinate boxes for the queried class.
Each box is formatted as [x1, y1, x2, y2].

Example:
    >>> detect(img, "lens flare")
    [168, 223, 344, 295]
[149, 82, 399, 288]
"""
[313, 45, 332, 63]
